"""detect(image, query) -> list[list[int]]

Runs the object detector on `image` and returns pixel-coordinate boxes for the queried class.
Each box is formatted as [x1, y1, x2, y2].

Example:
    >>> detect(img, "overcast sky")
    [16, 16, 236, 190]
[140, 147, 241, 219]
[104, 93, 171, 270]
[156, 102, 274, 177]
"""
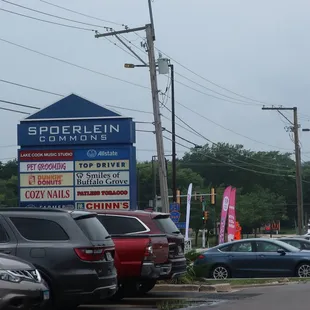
[0, 0, 310, 164]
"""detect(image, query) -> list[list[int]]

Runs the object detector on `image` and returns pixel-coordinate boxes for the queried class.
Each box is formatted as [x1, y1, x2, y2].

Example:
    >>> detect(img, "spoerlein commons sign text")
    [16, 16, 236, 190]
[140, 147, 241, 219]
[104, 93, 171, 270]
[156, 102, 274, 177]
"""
[27, 124, 120, 143]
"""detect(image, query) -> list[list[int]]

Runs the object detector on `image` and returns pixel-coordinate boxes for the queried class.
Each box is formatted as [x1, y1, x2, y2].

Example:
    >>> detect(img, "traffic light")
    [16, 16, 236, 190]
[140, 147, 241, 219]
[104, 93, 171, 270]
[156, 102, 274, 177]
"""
[176, 190, 181, 205]
[210, 187, 216, 205]
[202, 211, 209, 223]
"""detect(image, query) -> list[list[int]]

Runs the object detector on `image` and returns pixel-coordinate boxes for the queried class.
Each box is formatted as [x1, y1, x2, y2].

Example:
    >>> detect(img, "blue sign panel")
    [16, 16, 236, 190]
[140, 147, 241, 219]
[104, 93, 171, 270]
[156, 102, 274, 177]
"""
[170, 211, 180, 223]
[176, 222, 186, 229]
[74, 148, 129, 161]
[169, 203, 180, 212]
[18, 119, 135, 146]
[18, 94, 137, 211]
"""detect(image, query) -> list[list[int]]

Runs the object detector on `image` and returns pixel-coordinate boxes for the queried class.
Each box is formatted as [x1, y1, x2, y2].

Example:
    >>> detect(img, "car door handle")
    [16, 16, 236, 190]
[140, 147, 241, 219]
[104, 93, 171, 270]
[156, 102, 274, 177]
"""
[258, 254, 265, 257]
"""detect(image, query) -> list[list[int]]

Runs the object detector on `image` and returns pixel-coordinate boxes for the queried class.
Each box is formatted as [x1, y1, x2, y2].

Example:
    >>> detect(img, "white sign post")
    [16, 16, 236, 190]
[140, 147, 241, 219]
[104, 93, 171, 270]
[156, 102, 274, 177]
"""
[184, 183, 193, 253]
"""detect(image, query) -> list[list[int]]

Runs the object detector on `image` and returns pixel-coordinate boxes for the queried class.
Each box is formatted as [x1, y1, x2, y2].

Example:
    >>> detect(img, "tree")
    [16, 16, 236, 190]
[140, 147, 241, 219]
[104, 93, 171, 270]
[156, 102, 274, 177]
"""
[236, 186, 287, 235]
[137, 161, 204, 209]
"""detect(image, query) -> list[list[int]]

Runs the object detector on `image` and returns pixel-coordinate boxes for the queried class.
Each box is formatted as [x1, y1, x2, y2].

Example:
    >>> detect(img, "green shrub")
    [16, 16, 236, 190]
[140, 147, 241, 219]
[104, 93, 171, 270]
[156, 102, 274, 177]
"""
[185, 249, 200, 261]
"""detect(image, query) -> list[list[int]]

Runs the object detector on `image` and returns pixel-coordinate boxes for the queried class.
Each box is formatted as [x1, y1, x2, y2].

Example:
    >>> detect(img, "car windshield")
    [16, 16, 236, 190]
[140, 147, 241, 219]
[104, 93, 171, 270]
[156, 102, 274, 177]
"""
[153, 216, 180, 234]
[272, 239, 300, 252]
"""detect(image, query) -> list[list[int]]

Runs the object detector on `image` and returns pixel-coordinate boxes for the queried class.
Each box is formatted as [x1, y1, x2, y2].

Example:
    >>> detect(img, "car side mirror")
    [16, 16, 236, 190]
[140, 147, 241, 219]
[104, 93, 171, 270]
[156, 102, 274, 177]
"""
[277, 249, 286, 255]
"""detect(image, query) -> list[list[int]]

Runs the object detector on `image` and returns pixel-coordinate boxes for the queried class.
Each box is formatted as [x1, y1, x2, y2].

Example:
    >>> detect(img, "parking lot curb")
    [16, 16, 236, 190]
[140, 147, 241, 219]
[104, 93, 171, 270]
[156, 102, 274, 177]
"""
[153, 284, 200, 292]
[232, 282, 286, 289]
[153, 283, 232, 293]
[209, 283, 232, 292]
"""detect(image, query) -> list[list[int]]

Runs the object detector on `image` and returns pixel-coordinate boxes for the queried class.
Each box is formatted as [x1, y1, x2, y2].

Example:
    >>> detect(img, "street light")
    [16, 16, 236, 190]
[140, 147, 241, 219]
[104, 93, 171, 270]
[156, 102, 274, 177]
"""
[125, 62, 178, 202]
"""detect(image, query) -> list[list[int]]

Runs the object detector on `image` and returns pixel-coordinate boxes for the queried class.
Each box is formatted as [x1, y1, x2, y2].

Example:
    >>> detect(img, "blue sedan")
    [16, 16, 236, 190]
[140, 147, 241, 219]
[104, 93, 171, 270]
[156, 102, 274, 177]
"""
[194, 238, 310, 279]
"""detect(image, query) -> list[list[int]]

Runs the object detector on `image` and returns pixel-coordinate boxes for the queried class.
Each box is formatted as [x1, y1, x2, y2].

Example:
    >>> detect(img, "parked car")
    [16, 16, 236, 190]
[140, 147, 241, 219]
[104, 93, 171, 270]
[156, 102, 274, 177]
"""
[95, 210, 186, 295]
[194, 238, 310, 279]
[109, 233, 170, 299]
[0, 252, 49, 309]
[0, 208, 117, 310]
[277, 237, 310, 250]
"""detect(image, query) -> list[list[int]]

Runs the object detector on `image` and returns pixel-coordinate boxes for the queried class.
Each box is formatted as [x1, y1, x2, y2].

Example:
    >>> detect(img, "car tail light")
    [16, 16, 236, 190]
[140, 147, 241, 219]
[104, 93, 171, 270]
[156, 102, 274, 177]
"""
[144, 243, 153, 260]
[197, 254, 205, 260]
[74, 247, 108, 261]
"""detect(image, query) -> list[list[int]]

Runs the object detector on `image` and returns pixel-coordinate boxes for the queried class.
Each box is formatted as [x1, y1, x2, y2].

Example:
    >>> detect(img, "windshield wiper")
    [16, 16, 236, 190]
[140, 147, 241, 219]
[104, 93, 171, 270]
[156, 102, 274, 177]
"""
[172, 231, 181, 234]
[105, 235, 112, 239]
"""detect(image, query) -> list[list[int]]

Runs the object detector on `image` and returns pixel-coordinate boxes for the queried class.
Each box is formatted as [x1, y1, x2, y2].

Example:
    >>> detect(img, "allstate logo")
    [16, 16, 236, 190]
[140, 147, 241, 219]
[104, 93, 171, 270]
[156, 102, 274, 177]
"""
[223, 196, 229, 212]
[87, 149, 97, 158]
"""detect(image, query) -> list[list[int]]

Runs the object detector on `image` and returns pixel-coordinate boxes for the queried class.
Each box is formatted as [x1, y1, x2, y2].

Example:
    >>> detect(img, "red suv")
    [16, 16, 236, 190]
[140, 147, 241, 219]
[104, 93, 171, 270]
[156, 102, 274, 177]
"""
[96, 210, 187, 294]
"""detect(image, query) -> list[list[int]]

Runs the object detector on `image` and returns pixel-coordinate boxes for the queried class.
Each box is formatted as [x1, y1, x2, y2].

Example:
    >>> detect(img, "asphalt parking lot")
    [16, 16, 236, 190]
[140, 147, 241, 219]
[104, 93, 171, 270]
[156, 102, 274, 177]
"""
[78, 290, 262, 310]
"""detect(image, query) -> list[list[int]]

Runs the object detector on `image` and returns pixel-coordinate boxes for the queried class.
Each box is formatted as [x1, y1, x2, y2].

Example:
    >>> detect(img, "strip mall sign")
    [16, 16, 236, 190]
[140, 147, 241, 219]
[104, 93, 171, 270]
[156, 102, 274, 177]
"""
[20, 161, 74, 173]
[20, 173, 73, 187]
[19, 150, 73, 161]
[75, 171, 129, 186]
[75, 160, 129, 171]
[20, 187, 74, 201]
[75, 186, 130, 201]
[76, 201, 130, 210]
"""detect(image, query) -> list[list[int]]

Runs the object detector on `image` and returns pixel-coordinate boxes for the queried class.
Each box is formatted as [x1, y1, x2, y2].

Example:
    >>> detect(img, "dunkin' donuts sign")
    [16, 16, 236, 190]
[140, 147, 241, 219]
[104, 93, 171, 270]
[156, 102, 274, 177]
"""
[20, 173, 73, 187]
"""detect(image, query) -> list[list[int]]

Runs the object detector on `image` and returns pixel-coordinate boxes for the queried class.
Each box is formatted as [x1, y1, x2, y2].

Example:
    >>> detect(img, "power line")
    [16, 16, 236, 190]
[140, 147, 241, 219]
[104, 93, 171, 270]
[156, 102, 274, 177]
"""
[0, 37, 150, 90]
[115, 34, 261, 108]
[0, 97, 292, 172]
[163, 135, 294, 178]
[0, 106, 29, 115]
[162, 104, 294, 169]
[174, 100, 292, 151]
[0, 79, 63, 97]
[39, 0, 126, 27]
[32, 1, 279, 108]
[0, 8, 94, 32]
[155, 48, 276, 106]
[0, 36, 298, 154]
[0, 99, 39, 110]
[174, 72, 261, 107]
[1, 0, 110, 30]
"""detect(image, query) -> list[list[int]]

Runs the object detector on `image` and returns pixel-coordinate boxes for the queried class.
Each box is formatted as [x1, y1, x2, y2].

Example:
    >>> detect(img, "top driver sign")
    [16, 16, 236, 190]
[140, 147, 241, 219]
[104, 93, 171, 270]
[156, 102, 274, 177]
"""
[17, 94, 137, 211]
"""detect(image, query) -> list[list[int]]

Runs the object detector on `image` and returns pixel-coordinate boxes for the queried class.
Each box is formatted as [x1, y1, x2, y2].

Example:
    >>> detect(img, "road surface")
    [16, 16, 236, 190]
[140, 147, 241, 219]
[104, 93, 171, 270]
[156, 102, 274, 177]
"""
[208, 282, 310, 310]
[78, 282, 310, 309]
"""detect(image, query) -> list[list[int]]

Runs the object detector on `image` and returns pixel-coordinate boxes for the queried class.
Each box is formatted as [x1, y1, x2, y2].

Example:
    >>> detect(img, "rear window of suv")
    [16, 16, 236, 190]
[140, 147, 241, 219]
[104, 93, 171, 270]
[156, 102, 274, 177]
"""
[153, 216, 180, 234]
[75, 216, 110, 241]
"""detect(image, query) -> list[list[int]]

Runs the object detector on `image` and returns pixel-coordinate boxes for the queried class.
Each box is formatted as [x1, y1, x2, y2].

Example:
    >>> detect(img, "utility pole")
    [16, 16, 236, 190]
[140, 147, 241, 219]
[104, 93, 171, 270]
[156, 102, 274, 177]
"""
[95, 24, 170, 213]
[170, 64, 177, 203]
[262, 106, 304, 235]
[145, 24, 169, 213]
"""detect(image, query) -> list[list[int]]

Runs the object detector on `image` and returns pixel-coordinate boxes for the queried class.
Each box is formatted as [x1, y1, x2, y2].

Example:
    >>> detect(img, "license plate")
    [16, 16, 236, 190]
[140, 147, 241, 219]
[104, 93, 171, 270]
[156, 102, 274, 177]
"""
[43, 290, 50, 300]
[105, 252, 113, 261]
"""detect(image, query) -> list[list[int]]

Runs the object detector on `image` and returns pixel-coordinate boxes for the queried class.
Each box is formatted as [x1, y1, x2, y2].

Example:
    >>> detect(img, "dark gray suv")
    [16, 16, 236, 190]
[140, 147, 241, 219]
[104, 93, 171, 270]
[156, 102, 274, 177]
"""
[0, 208, 117, 310]
[0, 252, 49, 309]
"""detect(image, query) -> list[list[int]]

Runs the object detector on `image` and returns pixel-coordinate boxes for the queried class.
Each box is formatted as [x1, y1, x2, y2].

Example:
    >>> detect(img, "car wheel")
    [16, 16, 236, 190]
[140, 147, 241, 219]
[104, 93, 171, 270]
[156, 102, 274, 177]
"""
[296, 263, 310, 278]
[211, 265, 230, 280]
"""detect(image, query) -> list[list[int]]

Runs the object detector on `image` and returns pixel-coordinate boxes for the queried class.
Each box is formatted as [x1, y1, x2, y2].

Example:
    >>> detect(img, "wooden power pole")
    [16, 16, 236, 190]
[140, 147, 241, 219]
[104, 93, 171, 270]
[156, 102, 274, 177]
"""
[262, 106, 304, 235]
[95, 23, 170, 213]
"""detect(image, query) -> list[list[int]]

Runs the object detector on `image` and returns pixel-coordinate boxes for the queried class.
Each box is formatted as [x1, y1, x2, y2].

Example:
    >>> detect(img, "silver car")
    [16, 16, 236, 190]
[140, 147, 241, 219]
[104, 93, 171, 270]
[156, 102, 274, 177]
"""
[0, 253, 49, 309]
